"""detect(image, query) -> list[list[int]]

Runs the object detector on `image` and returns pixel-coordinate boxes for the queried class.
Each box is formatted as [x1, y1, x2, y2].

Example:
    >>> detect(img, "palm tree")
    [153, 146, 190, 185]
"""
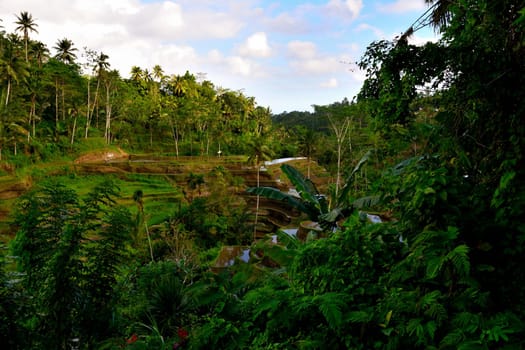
[152, 64, 164, 82]
[85, 52, 109, 138]
[25, 42, 48, 138]
[102, 69, 120, 144]
[142, 68, 153, 84]
[296, 127, 317, 179]
[1, 34, 29, 105]
[31, 41, 49, 68]
[26, 67, 44, 138]
[53, 38, 77, 64]
[170, 75, 186, 97]
[14, 11, 38, 62]
[130, 66, 143, 82]
[425, 0, 453, 30]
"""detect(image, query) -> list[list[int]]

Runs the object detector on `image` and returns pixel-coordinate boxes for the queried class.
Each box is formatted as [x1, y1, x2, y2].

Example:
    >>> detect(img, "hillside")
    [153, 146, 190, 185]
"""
[0, 149, 331, 243]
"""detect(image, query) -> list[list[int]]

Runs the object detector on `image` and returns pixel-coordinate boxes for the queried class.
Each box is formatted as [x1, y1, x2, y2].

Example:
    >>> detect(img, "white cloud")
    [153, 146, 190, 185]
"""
[237, 32, 272, 58]
[287, 40, 317, 59]
[378, 0, 426, 14]
[150, 44, 197, 68]
[290, 57, 342, 75]
[207, 49, 224, 63]
[326, 0, 363, 20]
[178, 11, 245, 40]
[356, 23, 385, 39]
[264, 12, 312, 35]
[206, 50, 266, 78]
[125, 1, 185, 41]
[228, 56, 253, 76]
[226, 56, 267, 78]
[320, 77, 338, 88]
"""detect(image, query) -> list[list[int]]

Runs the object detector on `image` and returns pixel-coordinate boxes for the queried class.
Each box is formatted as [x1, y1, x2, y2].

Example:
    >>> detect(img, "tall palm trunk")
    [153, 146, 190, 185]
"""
[5, 79, 11, 106]
[85, 77, 90, 138]
[70, 111, 78, 145]
[55, 78, 59, 130]
[29, 94, 36, 138]
[104, 80, 112, 144]
[86, 77, 101, 138]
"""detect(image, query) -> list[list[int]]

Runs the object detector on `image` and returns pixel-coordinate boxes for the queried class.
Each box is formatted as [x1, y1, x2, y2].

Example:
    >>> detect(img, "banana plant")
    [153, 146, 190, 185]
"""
[247, 150, 373, 231]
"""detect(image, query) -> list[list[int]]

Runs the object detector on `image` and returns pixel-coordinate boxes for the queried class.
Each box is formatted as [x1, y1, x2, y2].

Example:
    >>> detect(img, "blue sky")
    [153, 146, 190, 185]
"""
[1, 0, 438, 113]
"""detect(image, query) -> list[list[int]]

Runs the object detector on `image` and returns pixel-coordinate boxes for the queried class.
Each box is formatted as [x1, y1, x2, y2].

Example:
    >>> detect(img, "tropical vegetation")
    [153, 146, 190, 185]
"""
[1, 1, 525, 349]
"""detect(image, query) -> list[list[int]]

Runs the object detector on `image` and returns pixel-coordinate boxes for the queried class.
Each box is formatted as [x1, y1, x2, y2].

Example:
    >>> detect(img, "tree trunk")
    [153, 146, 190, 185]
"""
[71, 114, 77, 145]
[169, 117, 179, 157]
[104, 81, 112, 144]
[61, 81, 66, 121]
[5, 79, 11, 106]
[55, 78, 59, 132]
[30, 95, 36, 137]
[85, 77, 90, 138]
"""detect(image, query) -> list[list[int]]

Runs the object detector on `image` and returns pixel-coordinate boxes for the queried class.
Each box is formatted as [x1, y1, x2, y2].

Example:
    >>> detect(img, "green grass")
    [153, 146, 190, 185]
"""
[52, 173, 183, 227]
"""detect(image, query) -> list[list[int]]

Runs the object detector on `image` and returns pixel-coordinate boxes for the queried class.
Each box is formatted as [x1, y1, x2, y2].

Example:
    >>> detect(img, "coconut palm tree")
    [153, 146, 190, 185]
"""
[14, 11, 38, 62]
[51, 39, 77, 132]
[142, 68, 153, 84]
[30, 41, 49, 68]
[170, 75, 186, 97]
[130, 65, 143, 82]
[425, 0, 453, 29]
[296, 126, 317, 179]
[152, 64, 164, 82]
[85, 51, 109, 137]
[0, 34, 29, 105]
[53, 38, 77, 64]
[102, 69, 120, 144]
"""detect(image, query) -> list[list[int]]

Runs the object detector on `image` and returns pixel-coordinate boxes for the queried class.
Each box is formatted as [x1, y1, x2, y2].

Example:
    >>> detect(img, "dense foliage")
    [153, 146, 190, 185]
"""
[1, 1, 525, 349]
[0, 21, 274, 162]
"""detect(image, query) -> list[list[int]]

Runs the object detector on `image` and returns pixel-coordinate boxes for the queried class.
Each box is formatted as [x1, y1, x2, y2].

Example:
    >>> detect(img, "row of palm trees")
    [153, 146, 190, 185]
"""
[9, 11, 77, 63]
[1, 11, 275, 160]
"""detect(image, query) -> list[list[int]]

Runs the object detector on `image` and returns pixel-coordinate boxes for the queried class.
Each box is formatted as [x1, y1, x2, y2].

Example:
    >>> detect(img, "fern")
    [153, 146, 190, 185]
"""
[457, 340, 487, 350]
[425, 302, 448, 324]
[420, 290, 441, 309]
[426, 256, 443, 279]
[406, 318, 425, 344]
[314, 292, 346, 330]
[444, 244, 470, 278]
[426, 320, 437, 341]
[452, 312, 481, 334]
[346, 310, 373, 323]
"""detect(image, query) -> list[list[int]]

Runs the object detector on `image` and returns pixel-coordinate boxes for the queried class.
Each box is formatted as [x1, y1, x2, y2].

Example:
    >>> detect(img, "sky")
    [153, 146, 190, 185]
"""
[0, 0, 438, 113]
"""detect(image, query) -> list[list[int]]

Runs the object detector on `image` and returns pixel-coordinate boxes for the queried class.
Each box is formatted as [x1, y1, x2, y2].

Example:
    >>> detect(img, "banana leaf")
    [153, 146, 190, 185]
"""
[246, 186, 319, 221]
[281, 164, 328, 213]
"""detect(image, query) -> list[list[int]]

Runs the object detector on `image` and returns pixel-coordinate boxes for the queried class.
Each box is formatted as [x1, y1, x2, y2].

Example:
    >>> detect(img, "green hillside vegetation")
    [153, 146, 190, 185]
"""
[1, 1, 525, 349]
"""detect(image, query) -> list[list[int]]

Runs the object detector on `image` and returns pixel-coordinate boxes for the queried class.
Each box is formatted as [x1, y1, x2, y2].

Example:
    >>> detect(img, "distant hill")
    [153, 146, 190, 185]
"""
[271, 110, 331, 134]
